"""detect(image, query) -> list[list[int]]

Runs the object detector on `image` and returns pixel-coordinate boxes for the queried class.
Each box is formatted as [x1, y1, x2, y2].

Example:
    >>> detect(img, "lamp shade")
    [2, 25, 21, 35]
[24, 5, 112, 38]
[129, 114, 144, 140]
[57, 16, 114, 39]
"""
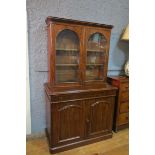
[121, 24, 129, 40]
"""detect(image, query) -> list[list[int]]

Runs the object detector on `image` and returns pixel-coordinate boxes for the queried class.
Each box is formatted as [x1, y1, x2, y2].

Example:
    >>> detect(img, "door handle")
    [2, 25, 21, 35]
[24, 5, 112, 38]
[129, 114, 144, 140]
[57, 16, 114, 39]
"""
[86, 119, 90, 123]
[86, 119, 90, 134]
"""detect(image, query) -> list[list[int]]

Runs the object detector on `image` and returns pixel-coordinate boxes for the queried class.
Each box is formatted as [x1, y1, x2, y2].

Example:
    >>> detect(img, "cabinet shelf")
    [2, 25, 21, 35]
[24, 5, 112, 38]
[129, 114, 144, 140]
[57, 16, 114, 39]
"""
[56, 64, 78, 67]
[87, 49, 104, 52]
[86, 63, 103, 66]
[56, 48, 79, 51]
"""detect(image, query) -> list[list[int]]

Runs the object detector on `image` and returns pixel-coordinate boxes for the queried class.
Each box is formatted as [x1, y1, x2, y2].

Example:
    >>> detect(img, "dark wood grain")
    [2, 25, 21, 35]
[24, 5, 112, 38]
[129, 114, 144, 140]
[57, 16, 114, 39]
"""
[44, 17, 117, 153]
[46, 17, 112, 86]
[46, 16, 113, 29]
[86, 97, 115, 138]
[45, 84, 117, 153]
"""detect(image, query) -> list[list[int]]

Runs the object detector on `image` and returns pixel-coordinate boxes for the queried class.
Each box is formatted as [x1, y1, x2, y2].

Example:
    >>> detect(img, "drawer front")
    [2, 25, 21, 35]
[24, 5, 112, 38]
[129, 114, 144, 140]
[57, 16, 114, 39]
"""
[51, 90, 116, 102]
[121, 91, 129, 102]
[120, 102, 129, 113]
[121, 82, 129, 92]
[118, 113, 129, 125]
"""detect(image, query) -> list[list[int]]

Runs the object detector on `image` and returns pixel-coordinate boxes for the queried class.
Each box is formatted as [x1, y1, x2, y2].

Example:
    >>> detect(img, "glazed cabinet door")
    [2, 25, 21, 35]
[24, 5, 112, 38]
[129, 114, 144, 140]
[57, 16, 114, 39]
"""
[84, 28, 111, 84]
[51, 101, 85, 146]
[50, 24, 83, 85]
[85, 97, 114, 138]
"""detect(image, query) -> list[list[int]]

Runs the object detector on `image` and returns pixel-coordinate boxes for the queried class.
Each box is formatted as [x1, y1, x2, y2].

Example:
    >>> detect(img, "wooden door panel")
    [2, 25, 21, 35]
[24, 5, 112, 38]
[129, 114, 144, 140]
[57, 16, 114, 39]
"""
[90, 100, 108, 134]
[52, 24, 83, 86]
[52, 101, 84, 145]
[86, 97, 114, 137]
[84, 28, 111, 84]
[59, 104, 82, 141]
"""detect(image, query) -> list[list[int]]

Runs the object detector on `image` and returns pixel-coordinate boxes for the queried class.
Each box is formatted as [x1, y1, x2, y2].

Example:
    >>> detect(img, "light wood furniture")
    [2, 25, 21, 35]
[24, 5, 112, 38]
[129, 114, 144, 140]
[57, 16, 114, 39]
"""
[107, 76, 129, 132]
[44, 16, 117, 153]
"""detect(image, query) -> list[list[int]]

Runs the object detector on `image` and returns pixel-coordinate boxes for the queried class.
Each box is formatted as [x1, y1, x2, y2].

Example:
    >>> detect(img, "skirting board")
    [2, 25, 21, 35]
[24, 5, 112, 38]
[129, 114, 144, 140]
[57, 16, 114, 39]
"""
[26, 132, 45, 141]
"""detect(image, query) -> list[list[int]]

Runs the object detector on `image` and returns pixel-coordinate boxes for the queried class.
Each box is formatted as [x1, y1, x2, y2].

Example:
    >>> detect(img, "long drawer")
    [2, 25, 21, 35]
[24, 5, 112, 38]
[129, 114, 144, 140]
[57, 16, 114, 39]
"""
[49, 90, 116, 102]
[118, 113, 129, 125]
[121, 91, 129, 102]
[120, 102, 129, 113]
[121, 83, 129, 92]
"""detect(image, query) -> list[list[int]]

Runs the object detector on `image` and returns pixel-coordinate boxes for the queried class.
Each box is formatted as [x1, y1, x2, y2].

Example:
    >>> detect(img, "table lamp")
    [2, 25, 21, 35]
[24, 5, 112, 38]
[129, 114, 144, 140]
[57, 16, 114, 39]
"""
[121, 24, 129, 76]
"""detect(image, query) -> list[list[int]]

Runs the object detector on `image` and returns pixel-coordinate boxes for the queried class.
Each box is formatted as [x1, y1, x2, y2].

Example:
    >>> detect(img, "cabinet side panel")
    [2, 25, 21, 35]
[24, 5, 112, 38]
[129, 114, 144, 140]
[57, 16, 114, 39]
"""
[45, 91, 51, 144]
[47, 23, 55, 83]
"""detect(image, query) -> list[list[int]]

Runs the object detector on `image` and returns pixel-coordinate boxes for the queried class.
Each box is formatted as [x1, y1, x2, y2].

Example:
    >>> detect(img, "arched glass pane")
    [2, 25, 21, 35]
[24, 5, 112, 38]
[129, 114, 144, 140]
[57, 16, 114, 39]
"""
[86, 33, 107, 81]
[56, 29, 79, 83]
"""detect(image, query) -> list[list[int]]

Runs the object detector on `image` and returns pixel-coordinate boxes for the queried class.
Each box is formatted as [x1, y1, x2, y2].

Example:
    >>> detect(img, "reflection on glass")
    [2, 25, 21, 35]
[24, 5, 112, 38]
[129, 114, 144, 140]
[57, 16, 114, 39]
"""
[56, 29, 79, 83]
[86, 65, 104, 81]
[86, 33, 107, 81]
[87, 52, 104, 64]
[56, 66, 78, 82]
[87, 33, 107, 51]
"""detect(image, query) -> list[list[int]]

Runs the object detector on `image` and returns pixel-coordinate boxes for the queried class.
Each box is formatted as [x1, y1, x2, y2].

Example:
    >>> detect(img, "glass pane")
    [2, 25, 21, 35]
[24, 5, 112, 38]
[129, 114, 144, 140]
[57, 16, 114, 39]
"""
[86, 65, 104, 81]
[56, 66, 78, 82]
[56, 29, 79, 83]
[86, 33, 107, 81]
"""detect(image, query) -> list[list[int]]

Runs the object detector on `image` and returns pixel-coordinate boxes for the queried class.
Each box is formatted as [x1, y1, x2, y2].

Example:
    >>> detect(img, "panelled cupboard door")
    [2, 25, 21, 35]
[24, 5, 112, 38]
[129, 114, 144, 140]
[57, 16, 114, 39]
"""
[84, 28, 111, 83]
[85, 97, 114, 138]
[53, 24, 83, 85]
[51, 101, 85, 146]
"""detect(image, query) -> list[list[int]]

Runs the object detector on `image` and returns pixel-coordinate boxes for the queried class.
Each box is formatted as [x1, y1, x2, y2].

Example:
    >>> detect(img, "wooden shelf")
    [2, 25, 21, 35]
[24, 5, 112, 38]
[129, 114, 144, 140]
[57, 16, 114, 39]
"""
[87, 49, 104, 52]
[56, 48, 79, 51]
[56, 64, 78, 67]
[86, 64, 103, 66]
[56, 49, 104, 52]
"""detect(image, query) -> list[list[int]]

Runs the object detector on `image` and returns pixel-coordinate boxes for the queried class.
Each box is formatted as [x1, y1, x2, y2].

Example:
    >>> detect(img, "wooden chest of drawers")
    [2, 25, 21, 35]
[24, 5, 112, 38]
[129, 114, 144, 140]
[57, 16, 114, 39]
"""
[107, 76, 129, 132]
